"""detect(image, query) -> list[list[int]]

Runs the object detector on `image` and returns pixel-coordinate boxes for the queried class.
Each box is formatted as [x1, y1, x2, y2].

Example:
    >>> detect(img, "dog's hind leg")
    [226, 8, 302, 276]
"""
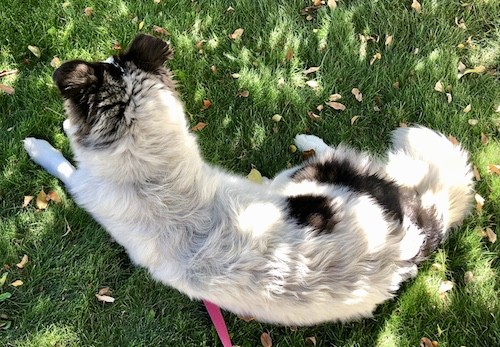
[294, 134, 330, 155]
[23, 138, 75, 186]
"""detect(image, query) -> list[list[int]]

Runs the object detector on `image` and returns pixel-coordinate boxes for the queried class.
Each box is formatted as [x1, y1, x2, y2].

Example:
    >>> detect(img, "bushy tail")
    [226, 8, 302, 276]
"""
[386, 126, 474, 250]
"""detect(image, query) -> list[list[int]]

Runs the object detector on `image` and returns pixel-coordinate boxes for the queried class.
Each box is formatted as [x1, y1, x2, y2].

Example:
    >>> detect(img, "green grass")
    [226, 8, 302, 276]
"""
[1, 0, 499, 346]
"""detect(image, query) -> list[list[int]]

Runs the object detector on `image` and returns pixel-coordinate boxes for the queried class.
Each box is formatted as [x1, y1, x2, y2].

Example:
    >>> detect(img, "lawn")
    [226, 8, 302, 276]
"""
[1, 0, 499, 346]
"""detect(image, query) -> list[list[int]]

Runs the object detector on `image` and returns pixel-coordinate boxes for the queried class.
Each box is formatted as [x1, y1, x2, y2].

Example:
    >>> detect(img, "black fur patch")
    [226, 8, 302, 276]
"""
[287, 195, 338, 234]
[119, 34, 173, 72]
[292, 158, 404, 222]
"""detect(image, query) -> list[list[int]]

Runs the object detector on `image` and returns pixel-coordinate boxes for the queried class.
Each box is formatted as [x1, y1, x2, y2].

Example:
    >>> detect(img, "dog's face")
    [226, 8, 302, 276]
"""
[53, 34, 175, 150]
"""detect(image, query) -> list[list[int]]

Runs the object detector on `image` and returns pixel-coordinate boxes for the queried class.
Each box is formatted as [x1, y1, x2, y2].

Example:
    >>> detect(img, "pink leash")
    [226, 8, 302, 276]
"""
[203, 300, 233, 347]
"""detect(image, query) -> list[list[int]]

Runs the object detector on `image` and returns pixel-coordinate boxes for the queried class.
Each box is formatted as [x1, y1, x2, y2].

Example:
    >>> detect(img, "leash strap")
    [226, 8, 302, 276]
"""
[203, 300, 232, 347]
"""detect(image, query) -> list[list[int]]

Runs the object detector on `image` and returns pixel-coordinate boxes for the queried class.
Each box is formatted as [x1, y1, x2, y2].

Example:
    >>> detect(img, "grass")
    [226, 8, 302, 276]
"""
[1, 0, 499, 346]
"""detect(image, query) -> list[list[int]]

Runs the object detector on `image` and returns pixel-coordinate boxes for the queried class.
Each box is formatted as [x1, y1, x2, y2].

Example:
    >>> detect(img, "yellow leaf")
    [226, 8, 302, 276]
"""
[351, 115, 360, 125]
[325, 101, 346, 111]
[16, 255, 29, 269]
[138, 20, 144, 30]
[247, 168, 263, 184]
[327, 0, 337, 9]
[229, 28, 244, 40]
[455, 17, 466, 29]
[154, 0, 161, 3]
[351, 88, 363, 102]
[11, 280, 23, 287]
[47, 191, 62, 204]
[190, 122, 207, 132]
[434, 80, 444, 93]
[272, 114, 282, 122]
[487, 164, 500, 175]
[411, 0, 422, 13]
[260, 332, 272, 347]
[369, 52, 381, 65]
[463, 104, 472, 113]
[210, 65, 217, 75]
[95, 294, 115, 303]
[28, 45, 41, 58]
[36, 190, 48, 210]
[50, 56, 61, 68]
[485, 227, 497, 243]
[22, 196, 33, 208]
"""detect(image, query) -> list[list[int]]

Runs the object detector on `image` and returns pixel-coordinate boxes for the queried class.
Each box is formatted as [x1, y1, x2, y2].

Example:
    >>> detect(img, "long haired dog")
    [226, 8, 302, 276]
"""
[24, 34, 474, 325]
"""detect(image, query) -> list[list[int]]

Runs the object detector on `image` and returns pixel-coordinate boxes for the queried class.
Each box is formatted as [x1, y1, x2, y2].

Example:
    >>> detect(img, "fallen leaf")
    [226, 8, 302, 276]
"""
[455, 17, 466, 30]
[10, 280, 23, 287]
[458, 65, 485, 79]
[420, 337, 433, 347]
[0, 84, 16, 95]
[285, 48, 293, 61]
[247, 168, 263, 184]
[369, 52, 381, 65]
[195, 41, 205, 50]
[98, 287, 112, 296]
[463, 104, 472, 113]
[316, 104, 324, 111]
[226, 5, 234, 13]
[307, 111, 320, 121]
[495, 105, 500, 113]
[277, 77, 285, 86]
[385, 35, 393, 46]
[62, 1, 71, 8]
[373, 105, 381, 112]
[306, 80, 319, 89]
[154, 0, 161, 3]
[83, 6, 93, 16]
[0, 69, 18, 78]
[22, 196, 33, 208]
[400, 122, 408, 127]
[138, 20, 145, 30]
[351, 88, 363, 102]
[326, 101, 346, 111]
[487, 164, 500, 175]
[112, 42, 122, 50]
[328, 93, 342, 101]
[303, 66, 320, 75]
[327, 0, 337, 9]
[305, 336, 317, 346]
[393, 81, 400, 89]
[306, 15, 314, 21]
[190, 122, 207, 132]
[312, 0, 321, 6]
[464, 271, 474, 284]
[16, 255, 29, 269]
[457, 61, 466, 73]
[36, 190, 48, 210]
[480, 133, 488, 145]
[474, 193, 484, 212]
[448, 135, 459, 145]
[351, 115, 360, 125]
[289, 144, 297, 153]
[431, 263, 443, 271]
[202, 99, 212, 110]
[303, 149, 316, 160]
[95, 294, 115, 303]
[473, 165, 481, 181]
[432, 341, 439, 347]
[485, 227, 497, 243]
[153, 25, 169, 35]
[231, 73, 241, 79]
[237, 90, 250, 97]
[434, 80, 444, 93]
[47, 191, 61, 204]
[50, 56, 61, 68]
[411, 0, 422, 13]
[446, 93, 452, 104]
[229, 28, 244, 40]
[0, 272, 7, 287]
[272, 114, 282, 122]
[438, 280, 454, 294]
[260, 332, 272, 347]
[210, 65, 217, 75]
[238, 315, 255, 322]
[28, 45, 41, 58]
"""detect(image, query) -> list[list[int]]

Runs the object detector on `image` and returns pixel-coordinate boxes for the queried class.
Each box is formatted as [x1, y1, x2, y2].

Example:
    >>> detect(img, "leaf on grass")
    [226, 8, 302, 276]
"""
[210, 65, 217, 75]
[447, 135, 458, 146]
[455, 17, 466, 30]
[496, 105, 500, 113]
[98, 287, 112, 296]
[47, 191, 62, 204]
[411, 0, 422, 13]
[0, 292, 12, 302]
[138, 20, 145, 30]
[458, 65, 485, 79]
[10, 280, 23, 287]
[385, 35, 393, 46]
[438, 280, 454, 294]
[446, 93, 452, 104]
[327, 0, 337, 9]
[328, 93, 342, 101]
[290, 144, 297, 153]
[112, 42, 122, 50]
[153, 25, 169, 36]
[16, 255, 28, 269]
[229, 28, 244, 40]
[231, 73, 241, 79]
[303, 66, 320, 75]
[247, 168, 263, 184]
[307, 111, 320, 121]
[0, 69, 18, 78]
[487, 164, 500, 175]
[351, 115, 360, 125]
[306, 80, 319, 89]
[84, 7, 93, 16]
[369, 52, 381, 65]
[312, 0, 321, 6]
[303, 149, 316, 160]
[472, 165, 481, 181]
[468, 119, 478, 126]
[28, 45, 41, 58]
[50, 56, 61, 68]
[305, 336, 317, 346]
[202, 99, 212, 110]
[474, 193, 484, 212]
[326, 101, 346, 111]
[463, 104, 472, 113]
[285, 48, 293, 61]
[260, 332, 272, 347]
[464, 271, 474, 284]
[154, 0, 161, 3]
[393, 81, 400, 89]
[485, 227, 497, 243]
[190, 122, 207, 132]
[316, 104, 324, 111]
[238, 315, 255, 323]
[0, 272, 8, 287]
[22, 196, 33, 208]
[351, 88, 363, 102]
[96, 294, 115, 303]
[36, 190, 48, 210]
[457, 61, 466, 74]
[480, 133, 488, 145]
[434, 80, 444, 93]
[237, 90, 250, 97]
[272, 114, 282, 122]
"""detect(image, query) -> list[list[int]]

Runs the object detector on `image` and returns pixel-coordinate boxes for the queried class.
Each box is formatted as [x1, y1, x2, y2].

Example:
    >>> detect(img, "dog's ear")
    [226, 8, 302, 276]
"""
[53, 60, 103, 99]
[120, 34, 173, 72]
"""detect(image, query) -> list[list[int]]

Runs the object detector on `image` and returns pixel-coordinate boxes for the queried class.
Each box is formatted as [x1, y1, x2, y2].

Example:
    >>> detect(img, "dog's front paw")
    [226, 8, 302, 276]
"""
[294, 134, 329, 153]
[23, 138, 74, 181]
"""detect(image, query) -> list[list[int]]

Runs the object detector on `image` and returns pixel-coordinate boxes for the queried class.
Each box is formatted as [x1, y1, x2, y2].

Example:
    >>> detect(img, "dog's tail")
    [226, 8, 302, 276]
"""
[385, 126, 474, 262]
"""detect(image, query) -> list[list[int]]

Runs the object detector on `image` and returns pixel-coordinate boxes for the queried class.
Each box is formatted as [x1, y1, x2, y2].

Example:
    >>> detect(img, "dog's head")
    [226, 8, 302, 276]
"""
[53, 34, 176, 150]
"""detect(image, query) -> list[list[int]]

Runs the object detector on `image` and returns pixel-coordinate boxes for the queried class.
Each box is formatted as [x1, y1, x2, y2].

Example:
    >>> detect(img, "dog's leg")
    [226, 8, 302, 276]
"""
[294, 134, 330, 155]
[23, 138, 75, 186]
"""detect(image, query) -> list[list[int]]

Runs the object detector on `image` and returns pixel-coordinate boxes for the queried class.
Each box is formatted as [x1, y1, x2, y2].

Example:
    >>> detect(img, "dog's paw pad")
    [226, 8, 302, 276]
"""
[23, 138, 52, 159]
[294, 134, 328, 152]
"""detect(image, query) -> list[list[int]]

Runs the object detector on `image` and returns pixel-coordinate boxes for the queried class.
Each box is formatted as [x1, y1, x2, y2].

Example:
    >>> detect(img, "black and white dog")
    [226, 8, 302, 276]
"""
[24, 35, 473, 325]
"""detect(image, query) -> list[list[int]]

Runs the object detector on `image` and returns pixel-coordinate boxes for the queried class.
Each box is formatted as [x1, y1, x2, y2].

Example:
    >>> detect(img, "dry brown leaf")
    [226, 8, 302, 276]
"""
[485, 227, 497, 243]
[98, 287, 112, 296]
[0, 69, 18, 78]
[28, 45, 41, 58]
[22, 196, 34, 208]
[327, 0, 337, 9]
[1, 84, 16, 94]
[487, 164, 500, 175]
[11, 280, 23, 287]
[434, 80, 444, 93]
[237, 90, 250, 97]
[455, 17, 467, 30]
[36, 190, 48, 210]
[303, 149, 316, 160]
[328, 93, 342, 101]
[47, 191, 62, 204]
[202, 99, 212, 110]
[420, 337, 433, 347]
[412, 0, 422, 13]
[385, 35, 393, 46]
[195, 41, 205, 50]
[226, 5, 234, 13]
[316, 104, 324, 111]
[369, 52, 381, 65]
[307, 111, 320, 121]
[351, 88, 363, 102]
[480, 133, 488, 145]
[272, 114, 282, 122]
[153, 25, 169, 36]
[112, 42, 122, 50]
[238, 315, 255, 322]
[326, 101, 346, 111]
[210, 65, 217, 75]
[474, 193, 484, 212]
[50, 56, 61, 68]
[84, 7, 93, 16]
[306, 80, 319, 89]
[393, 81, 400, 89]
[351, 115, 360, 125]
[463, 104, 472, 113]
[95, 294, 115, 303]
[458, 65, 485, 79]
[16, 255, 29, 269]
[447, 135, 459, 146]
[438, 280, 454, 294]
[312, 0, 322, 6]
[464, 271, 474, 284]
[303, 66, 320, 75]
[190, 122, 207, 132]
[305, 336, 317, 346]
[229, 28, 244, 40]
[285, 48, 293, 61]
[473, 165, 481, 181]
[446, 93, 452, 104]
[260, 332, 272, 347]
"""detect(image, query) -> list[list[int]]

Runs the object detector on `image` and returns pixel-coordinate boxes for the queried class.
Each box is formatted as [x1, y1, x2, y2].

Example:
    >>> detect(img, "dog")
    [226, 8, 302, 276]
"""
[24, 34, 474, 325]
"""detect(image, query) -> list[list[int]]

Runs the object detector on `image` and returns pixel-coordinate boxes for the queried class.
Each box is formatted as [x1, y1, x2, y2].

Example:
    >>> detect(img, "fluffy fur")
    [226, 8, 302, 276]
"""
[24, 34, 474, 325]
